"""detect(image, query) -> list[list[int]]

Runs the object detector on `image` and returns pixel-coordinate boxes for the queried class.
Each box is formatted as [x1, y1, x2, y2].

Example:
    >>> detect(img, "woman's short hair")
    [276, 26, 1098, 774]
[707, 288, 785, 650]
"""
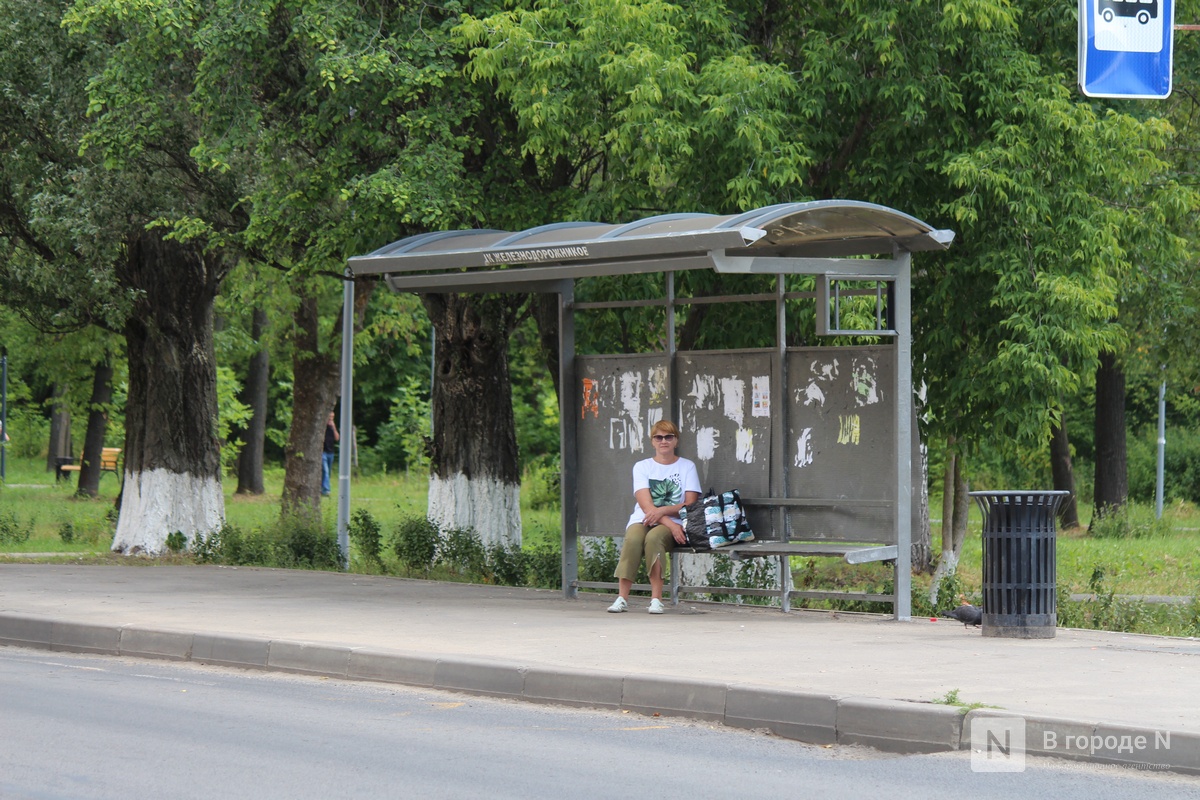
[650, 419, 679, 438]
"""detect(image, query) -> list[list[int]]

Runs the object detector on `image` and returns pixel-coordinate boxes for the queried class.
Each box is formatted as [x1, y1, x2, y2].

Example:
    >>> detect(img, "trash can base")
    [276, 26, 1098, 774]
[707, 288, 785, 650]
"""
[982, 613, 1056, 639]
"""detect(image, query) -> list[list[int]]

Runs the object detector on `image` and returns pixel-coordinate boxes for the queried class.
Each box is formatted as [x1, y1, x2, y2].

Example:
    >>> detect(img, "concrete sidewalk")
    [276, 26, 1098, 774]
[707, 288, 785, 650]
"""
[1, 564, 1197, 774]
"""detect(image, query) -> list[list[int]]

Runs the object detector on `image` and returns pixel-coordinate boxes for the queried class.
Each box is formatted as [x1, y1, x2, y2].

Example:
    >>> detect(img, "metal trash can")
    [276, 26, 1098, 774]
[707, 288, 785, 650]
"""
[969, 490, 1070, 639]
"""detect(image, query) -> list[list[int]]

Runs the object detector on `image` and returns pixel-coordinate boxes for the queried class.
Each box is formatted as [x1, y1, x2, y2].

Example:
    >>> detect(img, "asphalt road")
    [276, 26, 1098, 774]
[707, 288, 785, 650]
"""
[2, 647, 1198, 800]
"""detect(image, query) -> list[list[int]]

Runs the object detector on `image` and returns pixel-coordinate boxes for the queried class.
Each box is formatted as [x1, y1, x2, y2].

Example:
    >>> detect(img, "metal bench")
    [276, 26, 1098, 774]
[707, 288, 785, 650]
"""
[669, 541, 898, 612]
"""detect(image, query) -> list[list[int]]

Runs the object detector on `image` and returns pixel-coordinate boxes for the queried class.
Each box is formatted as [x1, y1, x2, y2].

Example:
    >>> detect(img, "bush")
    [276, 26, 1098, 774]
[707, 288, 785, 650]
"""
[0, 510, 32, 544]
[348, 508, 383, 567]
[579, 537, 622, 584]
[1089, 504, 1173, 539]
[57, 521, 76, 544]
[276, 515, 342, 569]
[485, 539, 528, 586]
[440, 526, 486, 575]
[526, 541, 562, 589]
[392, 515, 439, 573]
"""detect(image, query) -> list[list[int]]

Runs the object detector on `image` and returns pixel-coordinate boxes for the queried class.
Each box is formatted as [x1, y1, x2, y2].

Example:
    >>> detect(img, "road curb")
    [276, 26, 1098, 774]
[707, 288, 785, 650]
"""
[1, 612, 1195, 775]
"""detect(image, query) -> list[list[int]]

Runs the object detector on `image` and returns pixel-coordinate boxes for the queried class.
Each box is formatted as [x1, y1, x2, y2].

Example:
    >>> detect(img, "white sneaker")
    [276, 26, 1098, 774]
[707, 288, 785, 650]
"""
[607, 596, 628, 613]
[648, 598, 665, 614]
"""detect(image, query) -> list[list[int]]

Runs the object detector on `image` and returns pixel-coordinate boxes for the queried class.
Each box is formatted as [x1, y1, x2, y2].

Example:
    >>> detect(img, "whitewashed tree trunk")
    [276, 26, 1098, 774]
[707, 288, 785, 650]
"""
[111, 232, 226, 556]
[421, 293, 527, 549]
[112, 469, 224, 554]
[428, 472, 521, 547]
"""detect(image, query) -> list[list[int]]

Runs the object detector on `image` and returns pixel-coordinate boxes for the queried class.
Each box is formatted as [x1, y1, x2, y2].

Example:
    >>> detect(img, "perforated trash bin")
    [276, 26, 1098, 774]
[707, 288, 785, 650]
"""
[969, 490, 1070, 639]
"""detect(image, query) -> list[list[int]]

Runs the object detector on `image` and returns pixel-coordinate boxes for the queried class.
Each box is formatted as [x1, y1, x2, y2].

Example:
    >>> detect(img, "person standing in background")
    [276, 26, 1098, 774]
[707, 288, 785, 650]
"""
[322, 411, 339, 496]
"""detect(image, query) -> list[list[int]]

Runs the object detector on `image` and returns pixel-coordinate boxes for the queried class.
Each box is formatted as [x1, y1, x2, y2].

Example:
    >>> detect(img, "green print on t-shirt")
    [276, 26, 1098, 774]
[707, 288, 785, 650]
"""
[649, 477, 682, 508]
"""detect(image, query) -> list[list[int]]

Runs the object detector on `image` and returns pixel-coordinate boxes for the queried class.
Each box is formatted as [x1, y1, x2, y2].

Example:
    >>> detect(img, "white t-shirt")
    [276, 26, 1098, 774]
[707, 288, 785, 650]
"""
[625, 456, 702, 530]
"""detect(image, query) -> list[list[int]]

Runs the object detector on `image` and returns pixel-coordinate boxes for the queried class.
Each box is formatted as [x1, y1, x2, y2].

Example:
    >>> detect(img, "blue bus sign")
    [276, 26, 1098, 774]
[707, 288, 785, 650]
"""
[1079, 0, 1174, 98]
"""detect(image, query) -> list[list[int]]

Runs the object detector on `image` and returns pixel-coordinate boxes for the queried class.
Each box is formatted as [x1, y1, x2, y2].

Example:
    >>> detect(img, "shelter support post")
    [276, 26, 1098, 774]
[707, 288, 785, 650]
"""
[893, 252, 913, 619]
[559, 280, 579, 598]
[337, 270, 354, 569]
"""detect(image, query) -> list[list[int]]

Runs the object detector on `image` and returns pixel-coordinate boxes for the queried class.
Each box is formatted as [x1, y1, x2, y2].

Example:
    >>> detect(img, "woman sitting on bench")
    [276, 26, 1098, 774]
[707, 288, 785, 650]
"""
[607, 420, 701, 615]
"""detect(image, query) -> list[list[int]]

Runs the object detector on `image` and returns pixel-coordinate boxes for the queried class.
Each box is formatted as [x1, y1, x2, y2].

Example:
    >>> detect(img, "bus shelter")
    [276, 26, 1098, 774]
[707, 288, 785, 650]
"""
[342, 200, 954, 620]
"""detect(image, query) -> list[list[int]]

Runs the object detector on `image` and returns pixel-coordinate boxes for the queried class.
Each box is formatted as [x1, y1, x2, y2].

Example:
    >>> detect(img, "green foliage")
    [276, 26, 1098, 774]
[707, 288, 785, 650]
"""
[526, 540, 563, 590]
[932, 688, 998, 713]
[484, 540, 528, 587]
[276, 515, 343, 570]
[0, 511, 33, 545]
[374, 376, 432, 473]
[191, 517, 341, 570]
[579, 537, 625, 585]
[215, 365, 252, 474]
[165, 531, 187, 553]
[1129, 427, 1200, 504]
[57, 522, 76, 545]
[192, 523, 275, 566]
[522, 455, 561, 512]
[439, 527, 488, 576]
[392, 515, 440, 573]
[704, 555, 779, 606]
[348, 508, 384, 567]
[1089, 504, 1174, 540]
[1057, 570, 1200, 637]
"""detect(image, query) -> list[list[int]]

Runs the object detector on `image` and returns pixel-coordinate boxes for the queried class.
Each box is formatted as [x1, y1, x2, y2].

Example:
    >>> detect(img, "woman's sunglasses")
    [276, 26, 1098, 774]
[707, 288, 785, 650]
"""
[651, 434, 676, 442]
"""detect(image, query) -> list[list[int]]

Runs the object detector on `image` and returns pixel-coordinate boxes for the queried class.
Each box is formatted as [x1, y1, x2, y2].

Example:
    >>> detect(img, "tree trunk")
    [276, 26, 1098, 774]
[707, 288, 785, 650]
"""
[281, 292, 340, 521]
[75, 360, 112, 498]
[236, 306, 269, 495]
[111, 231, 225, 555]
[1092, 350, 1128, 522]
[281, 278, 374, 519]
[911, 400, 932, 573]
[46, 383, 71, 473]
[951, 458, 970, 555]
[422, 292, 525, 547]
[1050, 410, 1081, 529]
[532, 294, 560, 399]
[928, 444, 957, 603]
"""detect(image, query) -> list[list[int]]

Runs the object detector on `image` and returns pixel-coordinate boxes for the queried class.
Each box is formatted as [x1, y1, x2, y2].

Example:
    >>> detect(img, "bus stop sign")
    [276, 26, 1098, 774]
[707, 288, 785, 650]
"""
[1079, 0, 1174, 98]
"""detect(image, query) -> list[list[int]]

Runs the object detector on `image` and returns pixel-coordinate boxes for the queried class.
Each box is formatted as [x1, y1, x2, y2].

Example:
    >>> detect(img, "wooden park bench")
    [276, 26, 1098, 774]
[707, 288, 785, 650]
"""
[56, 448, 122, 483]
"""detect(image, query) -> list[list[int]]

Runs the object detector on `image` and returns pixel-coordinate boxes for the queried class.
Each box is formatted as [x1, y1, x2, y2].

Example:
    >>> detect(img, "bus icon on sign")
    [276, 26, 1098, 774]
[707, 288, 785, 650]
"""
[1099, 0, 1158, 24]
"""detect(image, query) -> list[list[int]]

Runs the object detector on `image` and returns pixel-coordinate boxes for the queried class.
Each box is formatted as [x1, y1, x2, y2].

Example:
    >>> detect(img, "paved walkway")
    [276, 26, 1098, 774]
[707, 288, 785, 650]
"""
[1, 564, 1197, 774]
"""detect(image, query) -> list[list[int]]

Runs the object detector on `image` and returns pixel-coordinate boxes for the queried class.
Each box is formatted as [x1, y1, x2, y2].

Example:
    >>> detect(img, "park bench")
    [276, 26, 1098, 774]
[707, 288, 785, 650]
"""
[56, 448, 122, 483]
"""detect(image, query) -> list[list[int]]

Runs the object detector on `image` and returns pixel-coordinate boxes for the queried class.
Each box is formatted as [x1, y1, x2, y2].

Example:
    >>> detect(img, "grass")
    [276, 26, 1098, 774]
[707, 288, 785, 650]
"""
[3, 455, 1198, 634]
[0, 455, 561, 558]
[786, 496, 1200, 606]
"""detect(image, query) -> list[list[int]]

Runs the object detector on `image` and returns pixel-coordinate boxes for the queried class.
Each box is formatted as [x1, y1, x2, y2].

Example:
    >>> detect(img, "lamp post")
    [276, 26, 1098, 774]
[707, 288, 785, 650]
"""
[1, 348, 8, 482]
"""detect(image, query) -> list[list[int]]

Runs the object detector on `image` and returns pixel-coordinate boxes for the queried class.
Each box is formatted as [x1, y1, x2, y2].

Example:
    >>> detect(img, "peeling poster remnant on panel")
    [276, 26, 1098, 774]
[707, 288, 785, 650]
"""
[695, 427, 718, 462]
[581, 378, 599, 419]
[795, 427, 814, 468]
[800, 357, 839, 407]
[648, 365, 668, 405]
[721, 377, 745, 427]
[852, 357, 881, 406]
[752, 376, 770, 417]
[689, 374, 718, 410]
[837, 414, 861, 445]
[736, 428, 754, 464]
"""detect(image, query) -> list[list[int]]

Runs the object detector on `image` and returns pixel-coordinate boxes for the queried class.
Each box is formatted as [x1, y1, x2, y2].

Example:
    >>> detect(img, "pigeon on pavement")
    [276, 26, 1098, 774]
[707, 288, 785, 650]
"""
[939, 603, 983, 628]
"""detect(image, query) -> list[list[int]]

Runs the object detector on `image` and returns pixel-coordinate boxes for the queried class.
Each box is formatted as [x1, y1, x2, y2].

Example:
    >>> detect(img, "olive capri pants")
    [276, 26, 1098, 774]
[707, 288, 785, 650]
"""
[614, 523, 674, 581]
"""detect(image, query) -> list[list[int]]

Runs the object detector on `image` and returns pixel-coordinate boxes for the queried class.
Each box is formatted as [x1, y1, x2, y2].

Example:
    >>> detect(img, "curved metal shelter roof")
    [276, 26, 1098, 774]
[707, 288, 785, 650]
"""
[347, 200, 954, 292]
